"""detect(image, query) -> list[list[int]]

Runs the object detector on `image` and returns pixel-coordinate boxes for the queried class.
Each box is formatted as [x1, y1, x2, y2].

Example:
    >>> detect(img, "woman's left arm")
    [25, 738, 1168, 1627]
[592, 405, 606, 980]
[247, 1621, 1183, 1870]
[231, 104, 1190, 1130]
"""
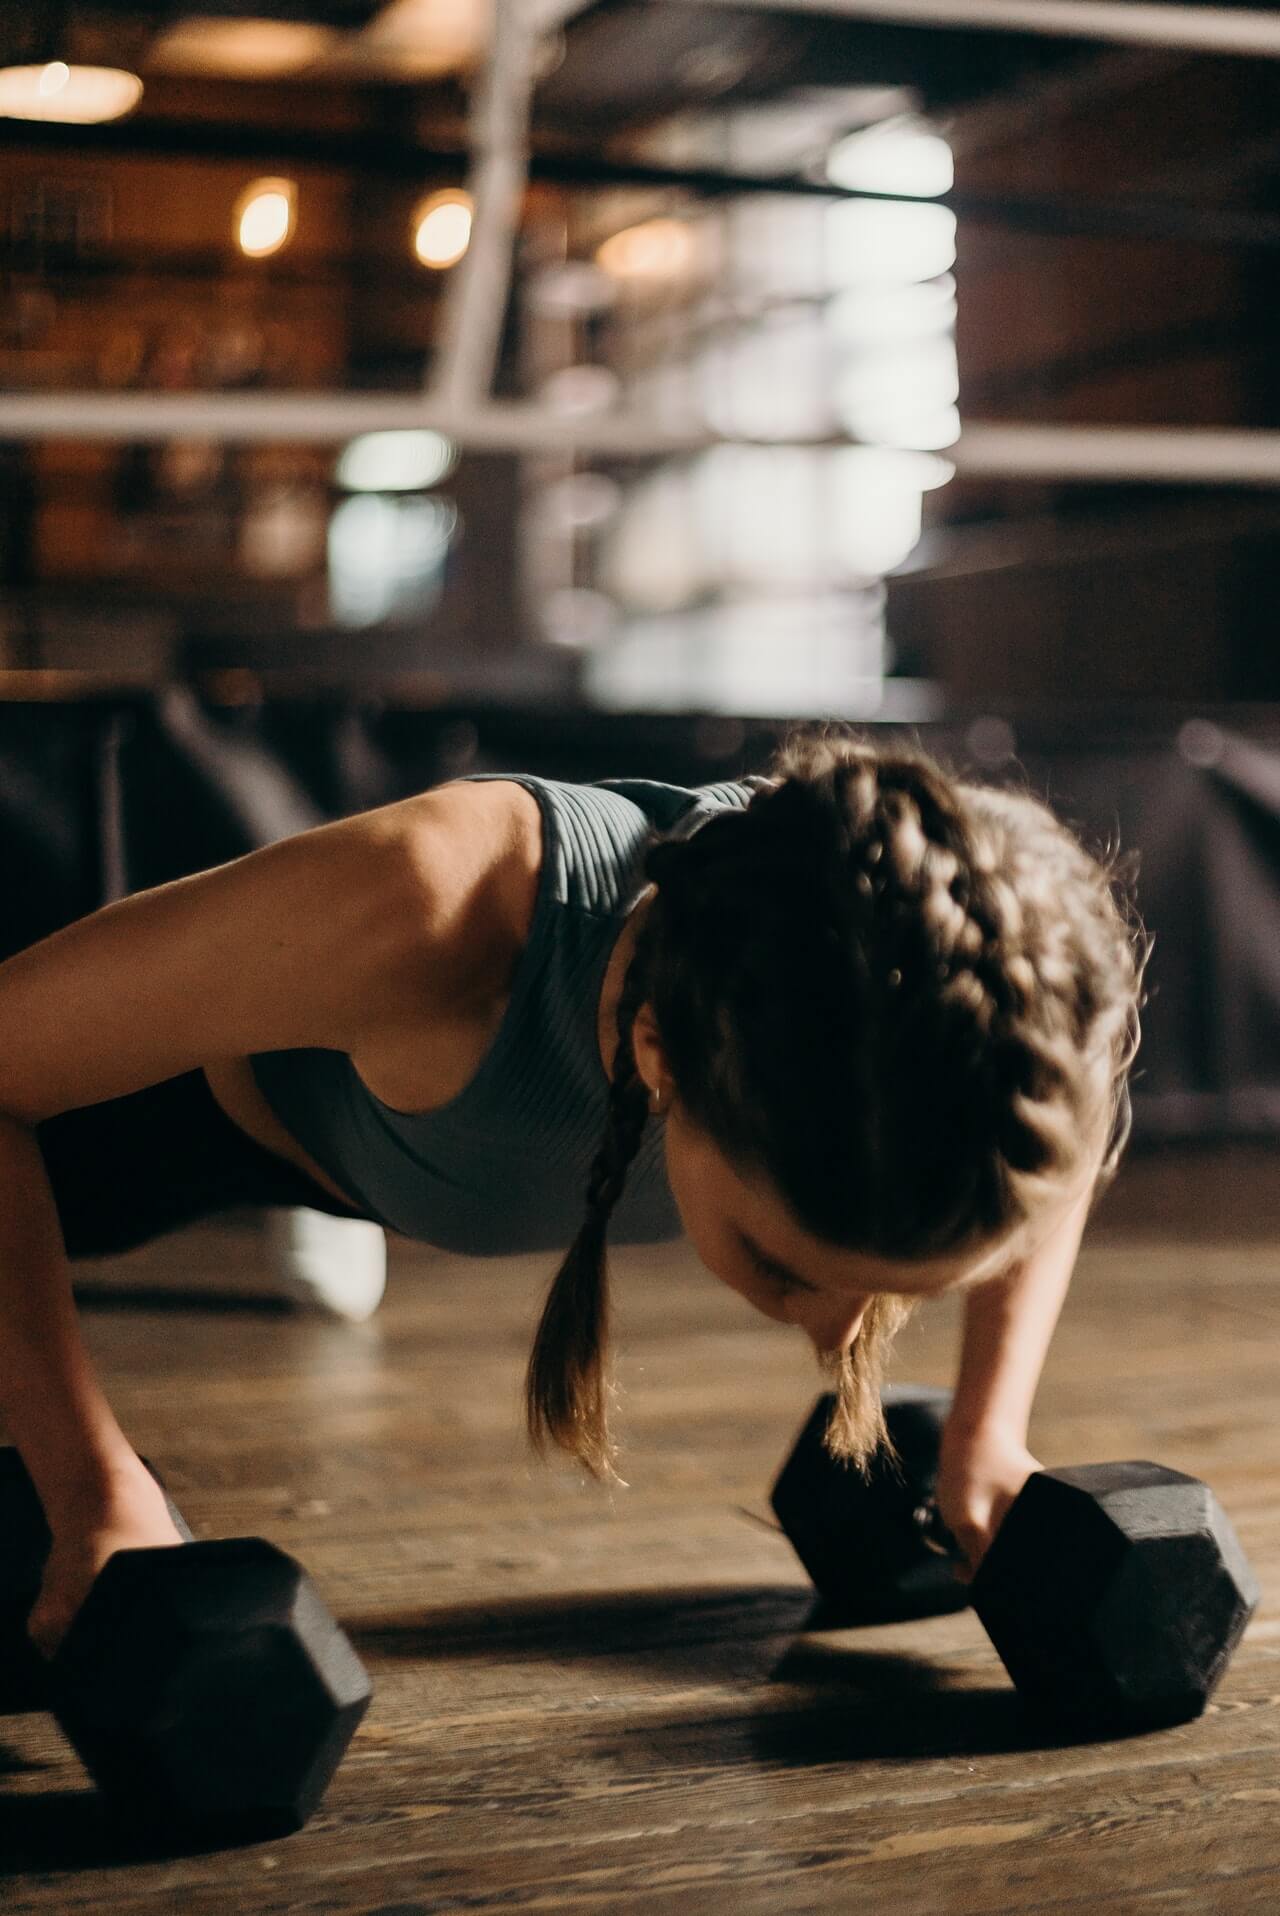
[934, 1183, 1094, 1573]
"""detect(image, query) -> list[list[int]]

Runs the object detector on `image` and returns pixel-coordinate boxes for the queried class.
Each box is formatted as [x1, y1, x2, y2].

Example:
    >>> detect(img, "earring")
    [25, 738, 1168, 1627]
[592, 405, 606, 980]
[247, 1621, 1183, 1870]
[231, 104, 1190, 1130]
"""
[649, 1084, 665, 1115]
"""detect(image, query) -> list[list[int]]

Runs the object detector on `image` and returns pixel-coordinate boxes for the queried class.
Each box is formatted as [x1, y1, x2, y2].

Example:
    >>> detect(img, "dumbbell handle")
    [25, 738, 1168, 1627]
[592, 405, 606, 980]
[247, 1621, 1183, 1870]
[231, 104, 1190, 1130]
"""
[912, 1498, 962, 1560]
[0, 1448, 192, 1712]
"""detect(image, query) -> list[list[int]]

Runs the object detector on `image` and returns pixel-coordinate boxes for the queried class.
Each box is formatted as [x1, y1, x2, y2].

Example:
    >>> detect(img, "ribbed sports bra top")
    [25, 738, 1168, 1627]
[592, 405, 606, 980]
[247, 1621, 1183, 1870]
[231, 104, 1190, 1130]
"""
[248, 772, 761, 1253]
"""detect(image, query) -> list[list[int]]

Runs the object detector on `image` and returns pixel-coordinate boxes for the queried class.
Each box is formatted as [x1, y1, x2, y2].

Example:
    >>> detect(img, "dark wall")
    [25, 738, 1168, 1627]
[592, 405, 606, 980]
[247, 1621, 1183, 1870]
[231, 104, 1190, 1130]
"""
[893, 50, 1280, 705]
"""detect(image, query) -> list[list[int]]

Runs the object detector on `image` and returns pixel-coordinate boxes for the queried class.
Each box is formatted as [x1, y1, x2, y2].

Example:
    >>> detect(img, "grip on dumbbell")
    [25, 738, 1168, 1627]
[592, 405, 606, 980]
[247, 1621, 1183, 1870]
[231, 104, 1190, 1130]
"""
[771, 1386, 971, 1624]
[0, 1448, 192, 1714]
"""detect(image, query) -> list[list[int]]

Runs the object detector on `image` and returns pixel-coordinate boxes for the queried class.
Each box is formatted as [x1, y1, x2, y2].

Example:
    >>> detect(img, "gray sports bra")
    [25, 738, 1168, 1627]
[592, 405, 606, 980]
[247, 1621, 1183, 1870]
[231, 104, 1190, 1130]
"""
[249, 772, 761, 1253]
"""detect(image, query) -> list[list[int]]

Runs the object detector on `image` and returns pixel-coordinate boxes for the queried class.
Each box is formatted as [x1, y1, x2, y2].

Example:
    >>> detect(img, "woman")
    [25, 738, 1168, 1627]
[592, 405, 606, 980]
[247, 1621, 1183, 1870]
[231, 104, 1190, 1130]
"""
[0, 725, 1146, 1654]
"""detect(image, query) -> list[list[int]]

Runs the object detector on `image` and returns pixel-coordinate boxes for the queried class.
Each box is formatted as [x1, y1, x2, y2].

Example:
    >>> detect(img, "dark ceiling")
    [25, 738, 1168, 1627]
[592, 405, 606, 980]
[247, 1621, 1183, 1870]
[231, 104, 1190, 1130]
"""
[5, 1, 1134, 142]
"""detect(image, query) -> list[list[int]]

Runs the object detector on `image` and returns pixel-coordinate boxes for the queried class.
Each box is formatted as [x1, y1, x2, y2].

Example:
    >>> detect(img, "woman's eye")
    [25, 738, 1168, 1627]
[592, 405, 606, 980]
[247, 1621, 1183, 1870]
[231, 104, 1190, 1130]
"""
[760, 1264, 799, 1296]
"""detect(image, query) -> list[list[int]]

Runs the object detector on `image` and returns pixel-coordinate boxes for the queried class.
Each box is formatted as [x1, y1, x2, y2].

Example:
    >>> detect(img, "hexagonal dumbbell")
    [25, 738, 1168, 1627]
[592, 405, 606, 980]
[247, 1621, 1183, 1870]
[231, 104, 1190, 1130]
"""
[772, 1390, 1260, 1734]
[967, 1458, 1260, 1732]
[770, 1384, 970, 1625]
[0, 1448, 372, 1838]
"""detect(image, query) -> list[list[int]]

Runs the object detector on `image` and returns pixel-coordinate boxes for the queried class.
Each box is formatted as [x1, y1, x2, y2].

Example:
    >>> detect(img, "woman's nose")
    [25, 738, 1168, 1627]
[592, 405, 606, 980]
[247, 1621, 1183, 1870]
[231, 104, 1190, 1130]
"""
[800, 1294, 870, 1356]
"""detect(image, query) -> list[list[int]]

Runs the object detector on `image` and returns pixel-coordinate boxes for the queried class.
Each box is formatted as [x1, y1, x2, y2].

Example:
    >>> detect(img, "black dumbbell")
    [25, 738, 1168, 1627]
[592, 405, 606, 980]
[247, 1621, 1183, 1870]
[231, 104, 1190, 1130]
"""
[772, 1388, 1261, 1734]
[771, 1385, 970, 1625]
[0, 1448, 372, 1838]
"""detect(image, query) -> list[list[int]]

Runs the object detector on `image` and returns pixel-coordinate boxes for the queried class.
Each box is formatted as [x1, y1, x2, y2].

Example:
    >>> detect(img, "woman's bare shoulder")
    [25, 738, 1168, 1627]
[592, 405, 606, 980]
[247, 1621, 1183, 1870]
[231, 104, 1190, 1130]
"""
[342, 779, 545, 1112]
[391, 777, 545, 998]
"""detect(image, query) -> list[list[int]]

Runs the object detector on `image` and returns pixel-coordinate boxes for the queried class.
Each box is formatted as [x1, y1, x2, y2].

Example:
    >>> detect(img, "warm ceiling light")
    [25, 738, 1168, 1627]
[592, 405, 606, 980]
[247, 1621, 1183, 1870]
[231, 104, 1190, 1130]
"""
[338, 0, 488, 80]
[235, 178, 297, 259]
[0, 59, 142, 124]
[596, 218, 698, 282]
[413, 191, 473, 270]
[146, 19, 338, 80]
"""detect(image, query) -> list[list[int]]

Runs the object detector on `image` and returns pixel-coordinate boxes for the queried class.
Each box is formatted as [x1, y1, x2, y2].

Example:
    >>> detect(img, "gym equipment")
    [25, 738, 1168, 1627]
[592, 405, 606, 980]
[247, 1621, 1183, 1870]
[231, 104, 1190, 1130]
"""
[770, 1385, 970, 1624]
[771, 1388, 1260, 1734]
[0, 1448, 372, 1838]
[967, 1459, 1259, 1732]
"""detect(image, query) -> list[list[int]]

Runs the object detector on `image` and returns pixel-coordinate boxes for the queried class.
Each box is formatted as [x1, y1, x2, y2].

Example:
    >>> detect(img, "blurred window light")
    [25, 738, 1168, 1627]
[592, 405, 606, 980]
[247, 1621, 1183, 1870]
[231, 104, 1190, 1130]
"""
[335, 430, 456, 493]
[828, 277, 956, 347]
[892, 407, 960, 452]
[414, 191, 473, 269]
[539, 364, 620, 415]
[328, 493, 457, 626]
[584, 596, 887, 717]
[597, 218, 700, 283]
[235, 178, 296, 259]
[836, 336, 960, 449]
[699, 310, 835, 440]
[722, 92, 910, 176]
[539, 472, 621, 533]
[602, 468, 704, 613]
[0, 61, 142, 124]
[146, 19, 337, 78]
[628, 358, 705, 428]
[695, 446, 826, 589]
[540, 587, 620, 650]
[726, 197, 825, 300]
[826, 200, 956, 286]
[862, 446, 955, 493]
[826, 116, 954, 198]
[828, 446, 947, 579]
[528, 261, 617, 316]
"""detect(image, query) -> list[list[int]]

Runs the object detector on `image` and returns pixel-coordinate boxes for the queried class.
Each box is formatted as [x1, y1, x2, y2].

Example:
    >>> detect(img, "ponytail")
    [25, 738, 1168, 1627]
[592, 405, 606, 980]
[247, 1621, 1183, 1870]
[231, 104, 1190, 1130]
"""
[524, 952, 654, 1481]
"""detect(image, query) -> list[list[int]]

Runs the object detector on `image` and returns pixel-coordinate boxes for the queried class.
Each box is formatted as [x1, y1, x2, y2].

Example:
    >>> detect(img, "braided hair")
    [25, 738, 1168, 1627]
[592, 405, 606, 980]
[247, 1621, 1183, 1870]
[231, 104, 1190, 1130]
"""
[525, 723, 1149, 1483]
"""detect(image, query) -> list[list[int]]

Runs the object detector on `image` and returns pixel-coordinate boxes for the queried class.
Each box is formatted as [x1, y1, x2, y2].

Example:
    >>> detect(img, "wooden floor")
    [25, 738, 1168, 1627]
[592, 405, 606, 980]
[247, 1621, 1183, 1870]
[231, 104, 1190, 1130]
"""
[3, 1142, 1279, 1913]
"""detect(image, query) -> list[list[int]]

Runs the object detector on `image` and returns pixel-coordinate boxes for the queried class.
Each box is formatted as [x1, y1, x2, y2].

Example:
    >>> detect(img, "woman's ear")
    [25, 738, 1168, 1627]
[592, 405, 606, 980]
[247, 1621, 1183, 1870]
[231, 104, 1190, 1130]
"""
[630, 1002, 670, 1093]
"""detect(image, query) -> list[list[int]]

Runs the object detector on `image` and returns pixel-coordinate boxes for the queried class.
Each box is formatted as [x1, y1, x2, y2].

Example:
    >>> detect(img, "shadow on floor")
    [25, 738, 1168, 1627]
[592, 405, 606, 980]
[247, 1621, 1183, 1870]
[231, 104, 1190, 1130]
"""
[73, 1286, 292, 1316]
[347, 1581, 819, 1674]
[347, 1586, 1116, 1764]
[0, 1782, 271, 1876]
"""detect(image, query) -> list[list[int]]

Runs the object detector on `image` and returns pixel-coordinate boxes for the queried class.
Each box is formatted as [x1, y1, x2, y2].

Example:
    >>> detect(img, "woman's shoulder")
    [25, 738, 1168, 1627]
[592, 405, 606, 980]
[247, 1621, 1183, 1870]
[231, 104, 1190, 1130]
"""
[390, 768, 764, 969]
[394, 777, 545, 1000]
[342, 778, 545, 1112]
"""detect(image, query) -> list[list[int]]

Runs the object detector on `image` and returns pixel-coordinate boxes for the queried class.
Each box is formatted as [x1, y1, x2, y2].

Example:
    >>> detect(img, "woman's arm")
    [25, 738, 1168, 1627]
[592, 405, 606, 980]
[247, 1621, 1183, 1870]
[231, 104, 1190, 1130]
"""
[950, 1181, 1091, 1443]
[0, 791, 481, 1646]
[934, 1182, 1094, 1571]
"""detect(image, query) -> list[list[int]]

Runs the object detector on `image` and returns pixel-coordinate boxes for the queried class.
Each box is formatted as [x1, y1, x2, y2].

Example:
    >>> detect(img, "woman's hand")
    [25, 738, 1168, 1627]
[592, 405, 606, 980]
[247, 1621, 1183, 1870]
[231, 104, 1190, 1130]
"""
[933, 1419, 1043, 1582]
[28, 1461, 186, 1661]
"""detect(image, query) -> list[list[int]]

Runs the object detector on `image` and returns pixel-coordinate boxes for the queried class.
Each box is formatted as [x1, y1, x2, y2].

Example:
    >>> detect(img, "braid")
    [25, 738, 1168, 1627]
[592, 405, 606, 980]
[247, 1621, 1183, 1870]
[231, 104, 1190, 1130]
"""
[761, 733, 1146, 1244]
[524, 916, 656, 1483]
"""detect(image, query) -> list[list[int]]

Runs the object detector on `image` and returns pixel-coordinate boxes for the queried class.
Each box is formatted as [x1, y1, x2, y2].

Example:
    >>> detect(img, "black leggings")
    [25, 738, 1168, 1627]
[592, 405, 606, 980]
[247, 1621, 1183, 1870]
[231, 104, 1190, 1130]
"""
[35, 1069, 369, 1261]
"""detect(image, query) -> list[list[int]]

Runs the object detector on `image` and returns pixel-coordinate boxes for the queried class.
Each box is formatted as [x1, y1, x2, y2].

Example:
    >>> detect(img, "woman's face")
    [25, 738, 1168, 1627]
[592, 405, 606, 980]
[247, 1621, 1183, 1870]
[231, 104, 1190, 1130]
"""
[633, 1004, 1083, 1360]
[659, 1100, 1032, 1356]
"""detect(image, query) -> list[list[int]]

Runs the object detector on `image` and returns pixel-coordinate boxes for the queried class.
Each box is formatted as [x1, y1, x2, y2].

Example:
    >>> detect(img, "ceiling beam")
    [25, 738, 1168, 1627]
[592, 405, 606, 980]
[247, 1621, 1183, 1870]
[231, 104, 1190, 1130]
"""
[3, 392, 1280, 485]
[666, 0, 1280, 59]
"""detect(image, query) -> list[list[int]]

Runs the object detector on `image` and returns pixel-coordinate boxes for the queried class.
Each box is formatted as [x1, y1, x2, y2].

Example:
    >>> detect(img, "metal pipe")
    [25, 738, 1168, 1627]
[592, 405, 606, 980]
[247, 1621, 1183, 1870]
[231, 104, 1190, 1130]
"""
[428, 0, 539, 407]
[955, 422, 1280, 486]
[668, 0, 1280, 59]
[3, 393, 1280, 485]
